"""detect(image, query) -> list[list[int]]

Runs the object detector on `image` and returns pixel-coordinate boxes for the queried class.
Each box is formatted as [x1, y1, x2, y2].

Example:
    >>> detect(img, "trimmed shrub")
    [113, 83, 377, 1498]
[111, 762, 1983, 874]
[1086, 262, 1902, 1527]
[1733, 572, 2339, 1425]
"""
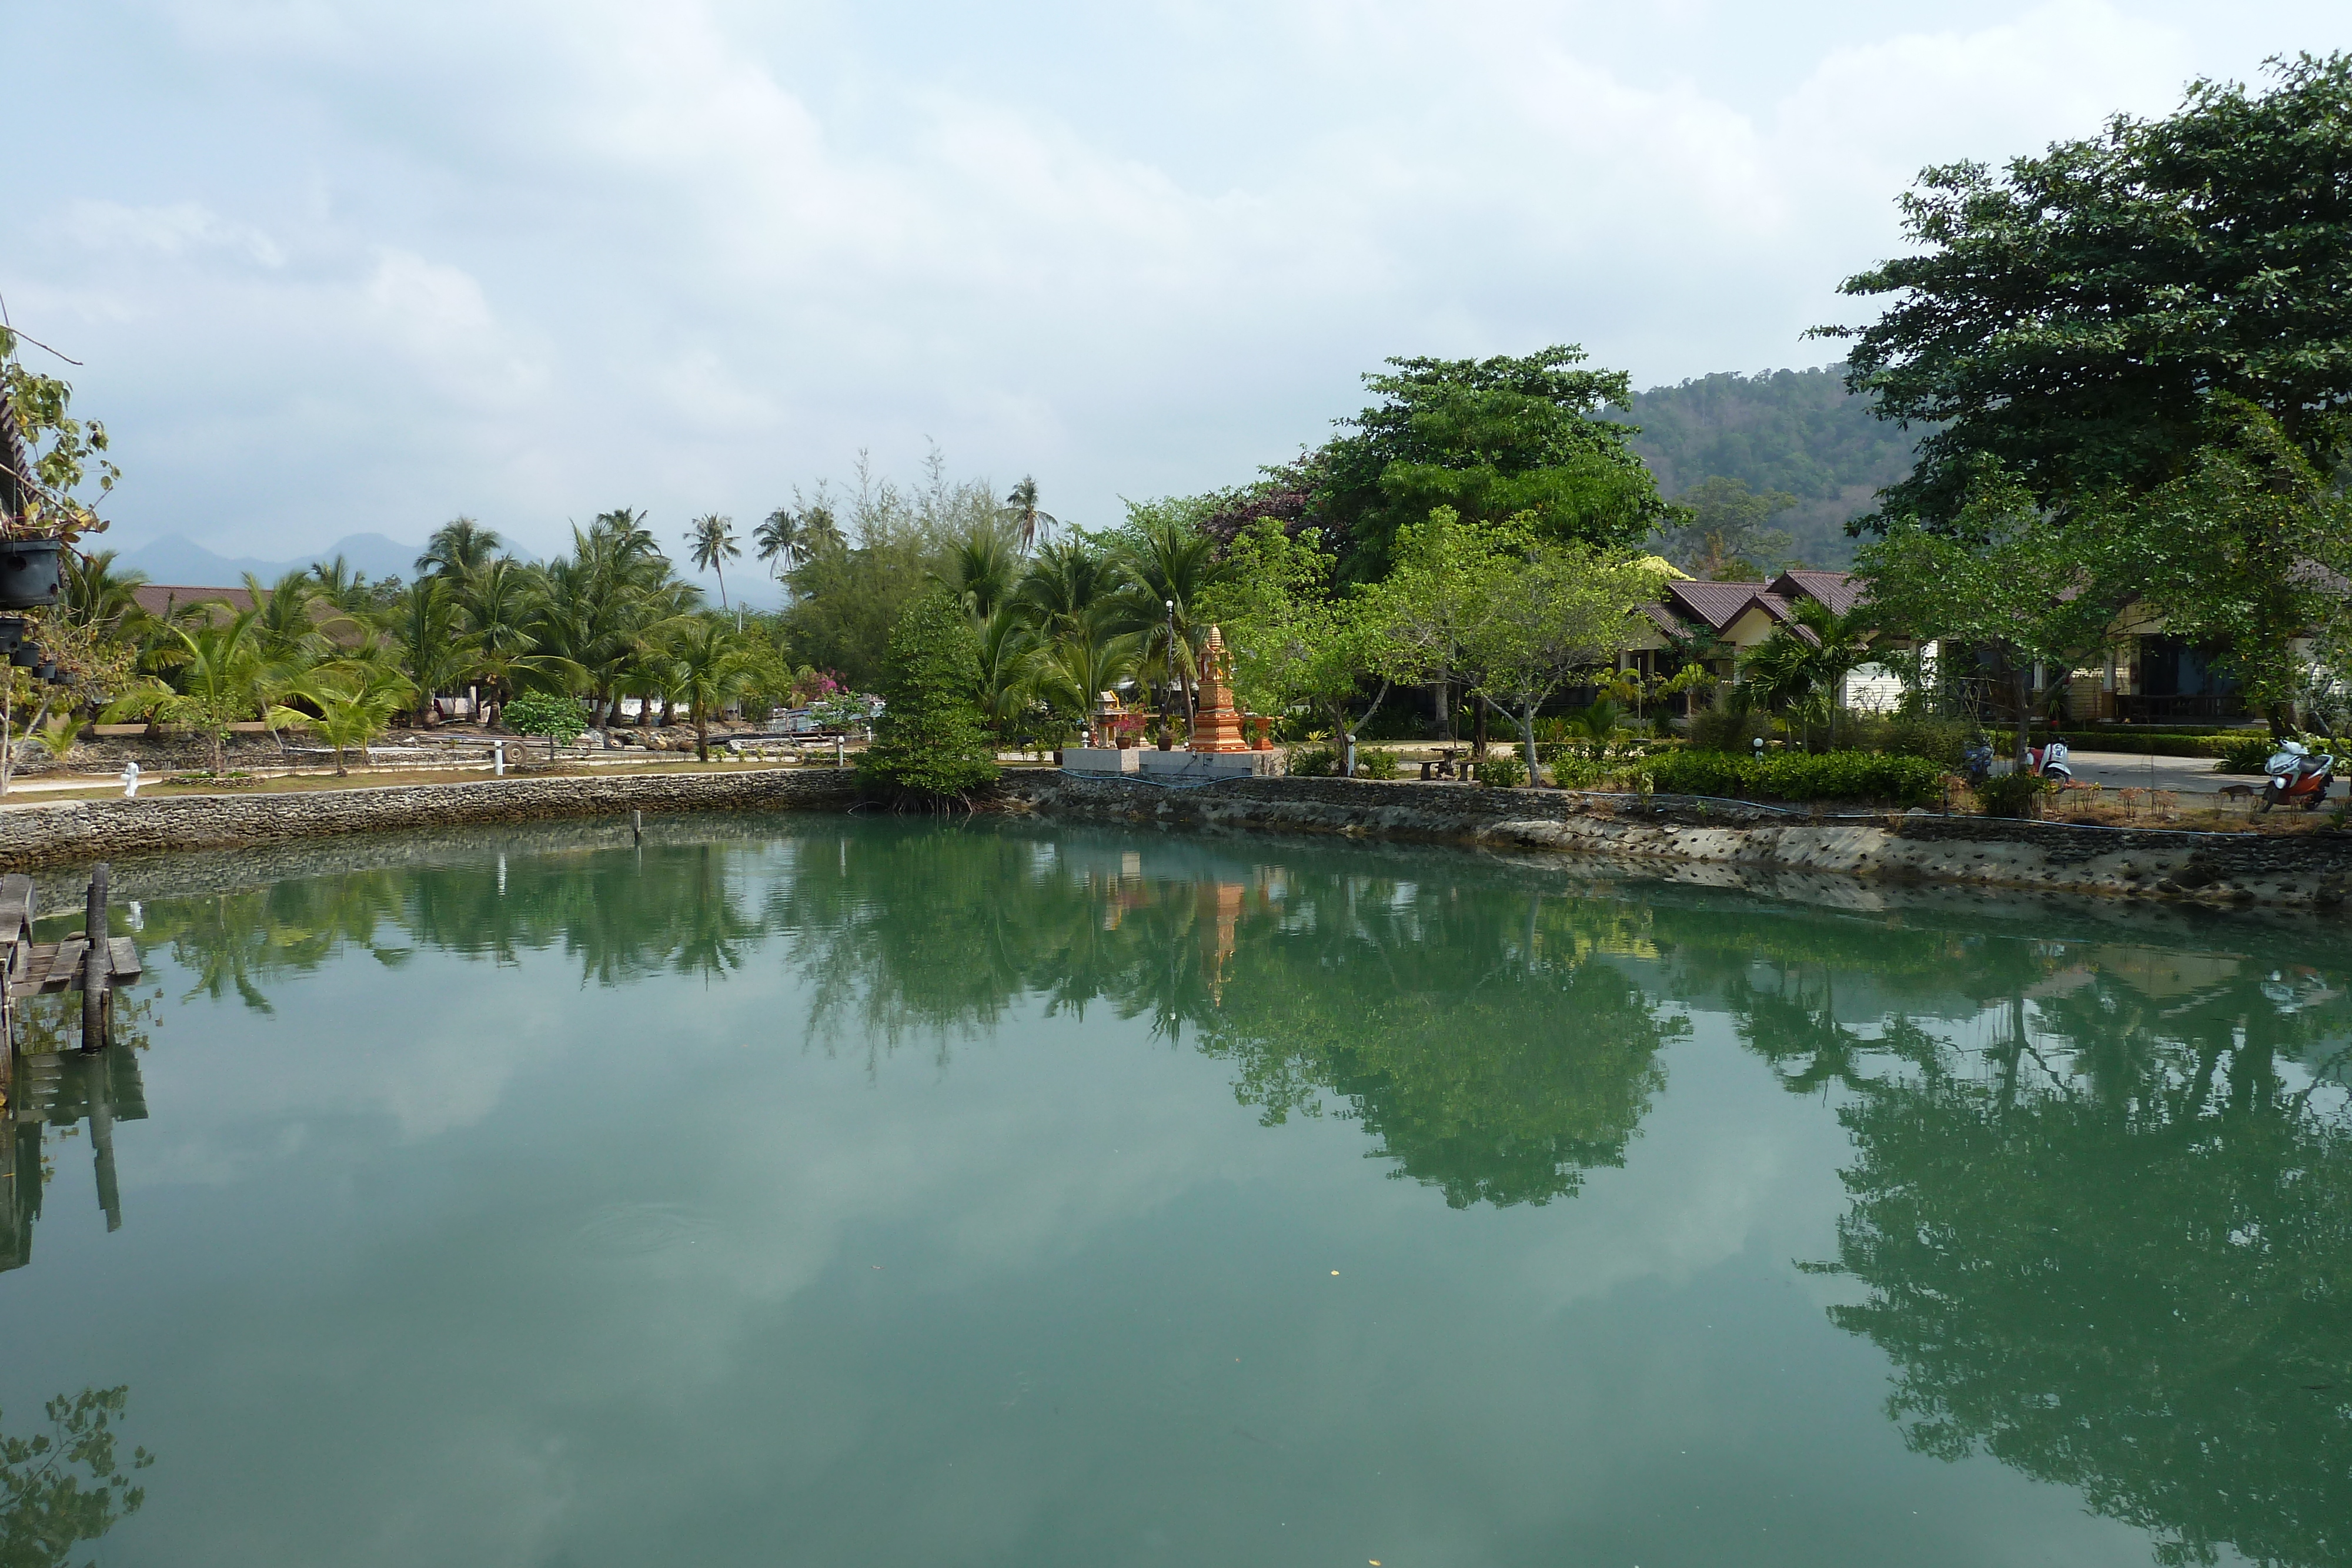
[1476, 751, 1527, 788]
[1975, 770, 2056, 818]
[1287, 745, 1340, 777]
[503, 691, 586, 744]
[2218, 734, 2285, 774]
[1354, 747, 1401, 780]
[1645, 748, 1945, 806]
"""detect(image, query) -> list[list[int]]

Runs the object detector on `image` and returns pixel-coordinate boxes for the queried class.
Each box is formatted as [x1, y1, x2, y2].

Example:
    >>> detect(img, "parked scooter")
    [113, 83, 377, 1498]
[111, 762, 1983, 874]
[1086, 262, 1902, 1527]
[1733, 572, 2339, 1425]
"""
[1960, 736, 1996, 788]
[2261, 740, 2338, 813]
[2026, 737, 2073, 783]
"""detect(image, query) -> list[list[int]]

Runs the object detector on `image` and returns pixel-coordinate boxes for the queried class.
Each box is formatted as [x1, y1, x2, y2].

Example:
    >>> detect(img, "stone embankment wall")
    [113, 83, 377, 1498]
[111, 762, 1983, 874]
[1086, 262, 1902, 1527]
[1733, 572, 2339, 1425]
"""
[998, 773, 2352, 912]
[0, 769, 858, 870]
[5, 765, 2346, 914]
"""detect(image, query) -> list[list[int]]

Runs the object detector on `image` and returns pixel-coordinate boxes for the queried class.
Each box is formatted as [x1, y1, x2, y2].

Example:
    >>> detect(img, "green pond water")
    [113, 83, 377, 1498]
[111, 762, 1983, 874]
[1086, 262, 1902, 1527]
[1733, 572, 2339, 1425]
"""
[1, 817, 2346, 1568]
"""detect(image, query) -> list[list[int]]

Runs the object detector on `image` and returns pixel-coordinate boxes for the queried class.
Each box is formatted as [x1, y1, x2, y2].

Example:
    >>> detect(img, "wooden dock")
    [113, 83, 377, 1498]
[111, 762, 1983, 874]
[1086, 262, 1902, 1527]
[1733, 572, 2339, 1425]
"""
[0, 865, 144, 1271]
[0, 866, 136, 1050]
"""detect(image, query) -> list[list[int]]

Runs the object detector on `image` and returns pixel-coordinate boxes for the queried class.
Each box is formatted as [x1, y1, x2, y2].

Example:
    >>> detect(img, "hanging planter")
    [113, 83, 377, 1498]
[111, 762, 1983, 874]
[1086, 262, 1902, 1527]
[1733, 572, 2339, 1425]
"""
[0, 539, 63, 610]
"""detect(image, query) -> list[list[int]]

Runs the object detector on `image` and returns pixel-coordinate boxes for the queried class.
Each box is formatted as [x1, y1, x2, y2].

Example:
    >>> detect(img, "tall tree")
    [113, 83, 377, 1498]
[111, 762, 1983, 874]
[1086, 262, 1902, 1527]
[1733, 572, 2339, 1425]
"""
[1655, 476, 1796, 580]
[1316, 346, 1669, 576]
[1467, 544, 1664, 775]
[1002, 476, 1058, 549]
[415, 517, 503, 580]
[1857, 463, 2124, 763]
[859, 589, 1000, 805]
[1820, 53, 2352, 532]
[686, 514, 741, 610]
[1196, 521, 1387, 765]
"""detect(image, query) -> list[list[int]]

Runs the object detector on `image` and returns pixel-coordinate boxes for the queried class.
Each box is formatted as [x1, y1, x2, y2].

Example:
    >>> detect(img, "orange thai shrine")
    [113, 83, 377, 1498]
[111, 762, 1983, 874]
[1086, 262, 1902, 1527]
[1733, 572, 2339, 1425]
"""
[1188, 626, 1251, 753]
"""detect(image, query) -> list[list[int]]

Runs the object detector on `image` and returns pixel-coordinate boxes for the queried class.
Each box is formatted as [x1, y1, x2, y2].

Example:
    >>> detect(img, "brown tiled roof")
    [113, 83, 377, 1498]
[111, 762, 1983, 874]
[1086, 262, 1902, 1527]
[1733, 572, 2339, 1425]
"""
[1770, 569, 1866, 614]
[129, 583, 369, 646]
[132, 584, 260, 618]
[1663, 579, 1769, 630]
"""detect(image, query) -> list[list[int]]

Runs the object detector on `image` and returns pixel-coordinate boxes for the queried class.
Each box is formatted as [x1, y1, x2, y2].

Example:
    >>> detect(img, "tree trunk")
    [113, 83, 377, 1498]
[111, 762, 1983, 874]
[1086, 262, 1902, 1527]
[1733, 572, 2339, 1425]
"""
[696, 706, 710, 762]
[1521, 702, 1541, 778]
[2013, 663, 2032, 767]
[1473, 697, 1489, 759]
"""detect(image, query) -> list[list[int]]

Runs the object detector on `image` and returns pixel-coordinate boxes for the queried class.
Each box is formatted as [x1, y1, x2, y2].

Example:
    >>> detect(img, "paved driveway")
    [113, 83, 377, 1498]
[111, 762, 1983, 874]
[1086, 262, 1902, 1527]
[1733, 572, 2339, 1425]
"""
[2059, 749, 2236, 794]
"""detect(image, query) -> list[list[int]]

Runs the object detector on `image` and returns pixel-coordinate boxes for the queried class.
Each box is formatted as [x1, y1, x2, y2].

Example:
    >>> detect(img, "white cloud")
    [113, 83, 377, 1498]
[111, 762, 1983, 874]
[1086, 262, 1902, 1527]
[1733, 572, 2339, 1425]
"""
[7, 0, 2349, 558]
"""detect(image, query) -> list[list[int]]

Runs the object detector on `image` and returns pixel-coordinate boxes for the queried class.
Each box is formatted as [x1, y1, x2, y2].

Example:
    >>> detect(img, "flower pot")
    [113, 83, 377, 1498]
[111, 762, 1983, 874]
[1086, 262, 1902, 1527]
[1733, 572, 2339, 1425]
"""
[0, 540, 64, 610]
[8, 643, 39, 668]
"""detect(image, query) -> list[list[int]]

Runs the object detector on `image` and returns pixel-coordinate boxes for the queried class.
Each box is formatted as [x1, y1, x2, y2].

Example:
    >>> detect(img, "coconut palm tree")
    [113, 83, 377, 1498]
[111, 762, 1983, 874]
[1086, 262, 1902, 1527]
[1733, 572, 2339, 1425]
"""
[106, 609, 307, 774]
[937, 526, 1022, 622]
[298, 661, 416, 774]
[1739, 599, 1877, 748]
[416, 517, 504, 580]
[1111, 514, 1227, 723]
[393, 576, 482, 727]
[63, 549, 147, 636]
[1003, 476, 1057, 549]
[243, 571, 332, 667]
[973, 607, 1044, 742]
[1017, 539, 1128, 645]
[663, 617, 756, 760]
[753, 508, 807, 578]
[1037, 619, 1140, 747]
[687, 514, 741, 610]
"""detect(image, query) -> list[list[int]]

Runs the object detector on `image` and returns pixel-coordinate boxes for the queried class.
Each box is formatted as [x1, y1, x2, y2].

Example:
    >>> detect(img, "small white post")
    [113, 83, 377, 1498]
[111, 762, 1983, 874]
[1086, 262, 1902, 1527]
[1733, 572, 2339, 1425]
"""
[492, 740, 506, 777]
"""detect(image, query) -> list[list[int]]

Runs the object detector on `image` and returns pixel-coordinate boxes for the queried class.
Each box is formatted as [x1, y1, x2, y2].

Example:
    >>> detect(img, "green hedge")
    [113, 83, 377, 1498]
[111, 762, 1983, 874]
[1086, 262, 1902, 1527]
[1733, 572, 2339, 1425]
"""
[1638, 748, 1947, 806]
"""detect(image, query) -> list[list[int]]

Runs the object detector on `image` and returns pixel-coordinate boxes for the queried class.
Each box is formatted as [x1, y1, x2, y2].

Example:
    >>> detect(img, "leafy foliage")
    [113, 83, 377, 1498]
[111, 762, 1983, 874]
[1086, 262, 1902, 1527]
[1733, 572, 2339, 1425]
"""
[1316, 346, 1669, 575]
[502, 690, 586, 743]
[1608, 367, 1926, 567]
[0, 1386, 152, 1568]
[1822, 53, 2352, 531]
[1642, 748, 1945, 805]
[859, 590, 1000, 805]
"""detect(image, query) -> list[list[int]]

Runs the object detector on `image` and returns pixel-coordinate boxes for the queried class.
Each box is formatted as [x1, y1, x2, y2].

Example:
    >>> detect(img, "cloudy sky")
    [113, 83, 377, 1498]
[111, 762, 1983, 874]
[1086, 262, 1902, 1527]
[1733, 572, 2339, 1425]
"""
[9, 1, 2351, 573]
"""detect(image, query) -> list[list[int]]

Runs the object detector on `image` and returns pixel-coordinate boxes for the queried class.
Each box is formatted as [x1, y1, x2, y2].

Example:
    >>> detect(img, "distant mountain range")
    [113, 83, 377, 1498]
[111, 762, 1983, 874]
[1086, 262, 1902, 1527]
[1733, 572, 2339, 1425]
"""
[104, 531, 426, 588]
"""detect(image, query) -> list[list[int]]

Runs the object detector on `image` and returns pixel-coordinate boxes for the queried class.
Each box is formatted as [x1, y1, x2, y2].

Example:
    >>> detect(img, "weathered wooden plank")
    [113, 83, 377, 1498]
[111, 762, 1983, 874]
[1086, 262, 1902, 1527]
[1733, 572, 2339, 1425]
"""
[42, 938, 83, 994]
[106, 938, 141, 981]
[0, 874, 35, 931]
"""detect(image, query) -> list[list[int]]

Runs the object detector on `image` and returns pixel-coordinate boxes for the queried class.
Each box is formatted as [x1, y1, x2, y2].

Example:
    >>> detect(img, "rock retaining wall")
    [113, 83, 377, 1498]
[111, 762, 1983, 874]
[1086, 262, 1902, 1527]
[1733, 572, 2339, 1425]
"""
[0, 768, 858, 870]
[997, 772, 2352, 913]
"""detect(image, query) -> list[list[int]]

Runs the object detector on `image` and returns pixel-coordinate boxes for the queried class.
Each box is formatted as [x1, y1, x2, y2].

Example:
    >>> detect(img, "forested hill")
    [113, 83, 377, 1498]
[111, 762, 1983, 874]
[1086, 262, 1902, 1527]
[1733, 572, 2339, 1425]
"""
[1605, 366, 1924, 569]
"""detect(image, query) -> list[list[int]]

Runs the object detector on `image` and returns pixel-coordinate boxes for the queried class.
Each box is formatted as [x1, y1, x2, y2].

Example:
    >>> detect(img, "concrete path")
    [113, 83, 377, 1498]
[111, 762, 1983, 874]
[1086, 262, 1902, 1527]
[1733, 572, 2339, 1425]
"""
[2059, 749, 2236, 794]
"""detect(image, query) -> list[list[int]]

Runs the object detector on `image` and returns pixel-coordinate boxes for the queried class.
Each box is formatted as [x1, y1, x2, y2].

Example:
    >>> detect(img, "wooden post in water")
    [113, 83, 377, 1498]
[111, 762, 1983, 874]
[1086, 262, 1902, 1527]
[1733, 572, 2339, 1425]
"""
[632, 810, 643, 843]
[81, 864, 107, 1052]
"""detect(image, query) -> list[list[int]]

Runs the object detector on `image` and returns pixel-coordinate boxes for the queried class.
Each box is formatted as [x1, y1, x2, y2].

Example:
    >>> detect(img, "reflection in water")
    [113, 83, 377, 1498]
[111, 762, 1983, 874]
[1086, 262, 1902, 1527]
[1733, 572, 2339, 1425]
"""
[1, 1045, 149, 1272]
[0, 1386, 152, 1566]
[75, 822, 2352, 1566]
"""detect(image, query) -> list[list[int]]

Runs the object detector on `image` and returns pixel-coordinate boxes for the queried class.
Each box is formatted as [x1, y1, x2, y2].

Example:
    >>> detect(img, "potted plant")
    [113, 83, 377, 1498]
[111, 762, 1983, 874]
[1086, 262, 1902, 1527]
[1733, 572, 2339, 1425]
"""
[2, 329, 117, 611]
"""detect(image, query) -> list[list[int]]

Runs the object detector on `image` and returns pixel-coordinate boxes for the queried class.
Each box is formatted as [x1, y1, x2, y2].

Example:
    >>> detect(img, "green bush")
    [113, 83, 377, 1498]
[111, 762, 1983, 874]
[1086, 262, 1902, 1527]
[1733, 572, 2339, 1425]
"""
[502, 691, 586, 744]
[1475, 751, 1528, 788]
[858, 591, 1000, 805]
[2217, 734, 2286, 774]
[1975, 770, 2056, 818]
[1843, 714, 1975, 767]
[1287, 745, 1339, 777]
[1354, 747, 1401, 780]
[1645, 748, 1946, 806]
